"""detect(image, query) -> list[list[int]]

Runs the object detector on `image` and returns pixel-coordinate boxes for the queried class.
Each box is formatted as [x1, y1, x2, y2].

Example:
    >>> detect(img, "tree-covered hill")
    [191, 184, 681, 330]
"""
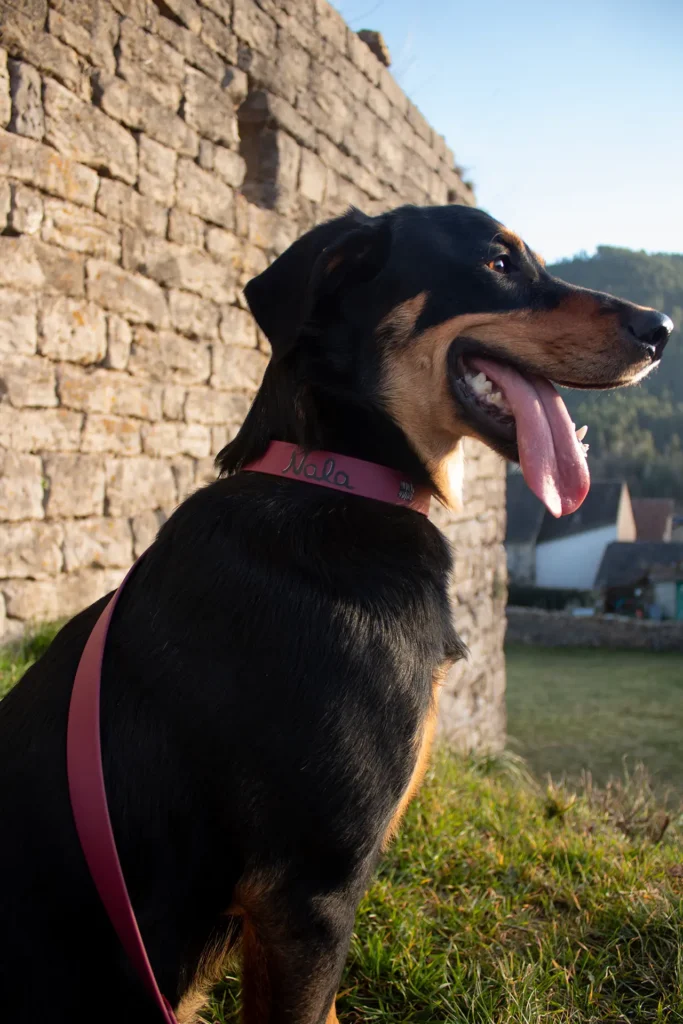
[548, 247, 683, 499]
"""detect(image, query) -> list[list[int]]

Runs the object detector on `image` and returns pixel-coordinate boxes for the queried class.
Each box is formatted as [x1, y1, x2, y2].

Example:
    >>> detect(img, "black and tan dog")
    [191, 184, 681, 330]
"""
[0, 205, 672, 1023]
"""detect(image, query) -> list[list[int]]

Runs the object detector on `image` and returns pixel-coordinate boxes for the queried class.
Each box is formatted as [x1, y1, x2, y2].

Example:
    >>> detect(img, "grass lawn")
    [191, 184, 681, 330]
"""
[506, 644, 683, 793]
[2, 633, 683, 1021]
[210, 752, 683, 1023]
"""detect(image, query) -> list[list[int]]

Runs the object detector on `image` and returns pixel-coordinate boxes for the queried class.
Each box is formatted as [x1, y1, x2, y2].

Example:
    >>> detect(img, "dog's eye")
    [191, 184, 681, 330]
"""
[489, 255, 513, 275]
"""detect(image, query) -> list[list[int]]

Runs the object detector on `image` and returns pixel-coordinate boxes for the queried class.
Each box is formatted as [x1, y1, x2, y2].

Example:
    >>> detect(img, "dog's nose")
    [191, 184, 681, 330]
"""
[625, 309, 674, 361]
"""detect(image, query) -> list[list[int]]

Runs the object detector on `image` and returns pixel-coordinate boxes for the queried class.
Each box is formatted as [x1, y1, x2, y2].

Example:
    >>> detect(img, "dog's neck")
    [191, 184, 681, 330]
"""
[217, 359, 435, 495]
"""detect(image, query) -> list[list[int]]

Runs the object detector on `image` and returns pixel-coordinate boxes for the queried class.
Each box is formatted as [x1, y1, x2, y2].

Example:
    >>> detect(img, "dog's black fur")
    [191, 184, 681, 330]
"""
[0, 205, 671, 1023]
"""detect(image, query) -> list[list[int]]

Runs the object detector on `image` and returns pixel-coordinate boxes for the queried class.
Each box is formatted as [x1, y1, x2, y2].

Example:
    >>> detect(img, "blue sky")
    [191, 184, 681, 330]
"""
[333, 0, 683, 263]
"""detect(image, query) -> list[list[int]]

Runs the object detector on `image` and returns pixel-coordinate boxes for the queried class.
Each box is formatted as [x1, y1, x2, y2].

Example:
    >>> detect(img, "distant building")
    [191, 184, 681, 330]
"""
[631, 498, 674, 541]
[506, 475, 636, 590]
[595, 542, 683, 619]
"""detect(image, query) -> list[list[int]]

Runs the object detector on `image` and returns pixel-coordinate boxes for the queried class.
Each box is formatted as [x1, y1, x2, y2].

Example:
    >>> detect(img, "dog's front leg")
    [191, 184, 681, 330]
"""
[239, 884, 355, 1024]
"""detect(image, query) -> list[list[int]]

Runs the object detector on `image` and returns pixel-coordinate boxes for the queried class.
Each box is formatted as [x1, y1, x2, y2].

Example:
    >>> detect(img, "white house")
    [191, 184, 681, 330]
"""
[506, 474, 636, 591]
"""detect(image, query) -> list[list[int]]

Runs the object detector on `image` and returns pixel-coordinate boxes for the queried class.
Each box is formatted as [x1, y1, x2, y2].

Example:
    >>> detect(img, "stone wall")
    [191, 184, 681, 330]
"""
[0, 0, 506, 750]
[507, 606, 683, 652]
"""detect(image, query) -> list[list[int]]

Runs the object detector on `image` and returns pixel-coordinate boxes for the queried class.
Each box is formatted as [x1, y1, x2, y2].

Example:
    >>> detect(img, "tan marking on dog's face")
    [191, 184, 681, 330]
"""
[497, 228, 525, 253]
[380, 290, 653, 506]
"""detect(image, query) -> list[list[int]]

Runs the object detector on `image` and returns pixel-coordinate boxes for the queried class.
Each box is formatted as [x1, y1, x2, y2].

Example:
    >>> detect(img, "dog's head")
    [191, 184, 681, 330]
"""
[240, 205, 673, 517]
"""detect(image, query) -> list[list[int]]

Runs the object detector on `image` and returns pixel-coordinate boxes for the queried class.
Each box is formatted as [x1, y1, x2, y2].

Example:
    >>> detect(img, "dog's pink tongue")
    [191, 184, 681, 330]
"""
[469, 357, 590, 517]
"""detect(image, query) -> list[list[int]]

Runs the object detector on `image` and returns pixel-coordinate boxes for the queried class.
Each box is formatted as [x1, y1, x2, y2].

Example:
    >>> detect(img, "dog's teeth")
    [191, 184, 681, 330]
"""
[470, 371, 491, 395]
[581, 442, 589, 453]
[575, 425, 588, 442]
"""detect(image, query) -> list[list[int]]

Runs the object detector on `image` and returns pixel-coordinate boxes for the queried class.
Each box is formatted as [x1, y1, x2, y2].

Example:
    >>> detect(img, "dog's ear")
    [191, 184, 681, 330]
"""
[244, 208, 391, 358]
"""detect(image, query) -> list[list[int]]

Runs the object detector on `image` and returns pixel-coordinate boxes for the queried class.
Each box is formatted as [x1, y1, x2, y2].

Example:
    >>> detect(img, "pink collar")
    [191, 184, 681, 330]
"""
[243, 441, 432, 516]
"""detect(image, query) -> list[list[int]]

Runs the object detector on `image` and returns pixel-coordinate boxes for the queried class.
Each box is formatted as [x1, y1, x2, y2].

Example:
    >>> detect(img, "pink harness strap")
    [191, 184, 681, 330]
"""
[66, 561, 177, 1023]
[65, 444, 430, 1019]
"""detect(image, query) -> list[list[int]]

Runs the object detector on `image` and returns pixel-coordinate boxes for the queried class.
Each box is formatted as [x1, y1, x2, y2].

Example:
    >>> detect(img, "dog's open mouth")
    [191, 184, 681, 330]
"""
[452, 354, 590, 518]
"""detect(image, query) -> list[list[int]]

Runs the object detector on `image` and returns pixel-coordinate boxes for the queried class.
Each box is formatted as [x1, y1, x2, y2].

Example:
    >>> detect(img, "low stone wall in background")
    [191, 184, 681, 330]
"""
[506, 606, 683, 652]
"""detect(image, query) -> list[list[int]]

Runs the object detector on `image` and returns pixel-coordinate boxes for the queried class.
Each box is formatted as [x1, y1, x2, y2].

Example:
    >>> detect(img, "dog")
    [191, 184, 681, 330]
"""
[0, 204, 672, 1023]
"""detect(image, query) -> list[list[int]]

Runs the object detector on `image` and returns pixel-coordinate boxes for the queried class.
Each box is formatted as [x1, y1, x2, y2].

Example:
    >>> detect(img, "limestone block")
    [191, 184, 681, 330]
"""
[379, 65, 408, 116]
[117, 18, 185, 110]
[131, 508, 163, 556]
[122, 230, 236, 305]
[184, 386, 250, 426]
[297, 71, 350, 146]
[106, 314, 132, 370]
[157, 15, 225, 82]
[0, 451, 44, 521]
[2, 568, 124, 625]
[238, 33, 310, 108]
[0, 49, 10, 128]
[8, 183, 43, 235]
[47, 6, 118, 75]
[240, 89, 316, 150]
[211, 344, 267, 390]
[313, 0, 346, 49]
[141, 421, 211, 459]
[0, 406, 83, 452]
[201, 0, 233, 22]
[162, 383, 186, 420]
[41, 197, 120, 260]
[107, 0, 158, 27]
[243, 204, 296, 255]
[172, 455, 196, 501]
[205, 226, 238, 261]
[63, 517, 133, 572]
[212, 145, 246, 188]
[194, 455, 217, 487]
[376, 129, 405, 181]
[44, 80, 137, 185]
[200, 9, 238, 64]
[345, 104, 379, 165]
[33, 240, 85, 297]
[58, 364, 163, 420]
[105, 456, 177, 516]
[233, 0, 277, 54]
[298, 149, 326, 203]
[95, 71, 199, 157]
[176, 158, 234, 230]
[128, 327, 211, 385]
[235, 242, 268, 289]
[365, 83, 392, 125]
[155, 0, 202, 32]
[219, 304, 257, 349]
[8, 59, 44, 140]
[40, 296, 107, 364]
[86, 258, 169, 326]
[183, 67, 245, 148]
[0, 521, 64, 578]
[81, 414, 142, 455]
[137, 135, 177, 207]
[96, 177, 168, 238]
[168, 290, 220, 340]
[0, 177, 7, 230]
[44, 453, 105, 517]
[0, 237, 44, 292]
[0, 128, 98, 207]
[169, 208, 205, 249]
[0, 290, 38, 355]
[2, 354, 57, 408]
[4, 20, 88, 99]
